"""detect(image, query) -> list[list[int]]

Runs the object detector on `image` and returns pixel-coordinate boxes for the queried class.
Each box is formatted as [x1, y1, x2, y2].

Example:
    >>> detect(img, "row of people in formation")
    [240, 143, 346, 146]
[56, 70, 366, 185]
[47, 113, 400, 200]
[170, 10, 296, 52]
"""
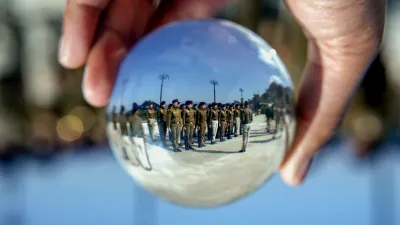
[112, 99, 255, 152]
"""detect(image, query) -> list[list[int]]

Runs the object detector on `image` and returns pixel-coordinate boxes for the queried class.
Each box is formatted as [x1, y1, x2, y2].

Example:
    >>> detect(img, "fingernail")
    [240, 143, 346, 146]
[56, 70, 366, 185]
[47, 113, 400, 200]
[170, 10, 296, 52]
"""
[282, 152, 312, 186]
[58, 35, 86, 68]
[58, 35, 71, 67]
[82, 66, 93, 100]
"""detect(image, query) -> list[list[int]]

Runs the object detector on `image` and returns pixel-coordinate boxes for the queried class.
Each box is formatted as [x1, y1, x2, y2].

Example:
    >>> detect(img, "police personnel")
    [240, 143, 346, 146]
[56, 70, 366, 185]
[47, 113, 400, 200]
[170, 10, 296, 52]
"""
[129, 108, 145, 138]
[167, 99, 183, 152]
[207, 103, 213, 141]
[111, 105, 117, 130]
[196, 102, 208, 148]
[146, 103, 156, 142]
[118, 105, 129, 159]
[274, 103, 281, 134]
[218, 104, 227, 142]
[234, 104, 241, 137]
[192, 104, 198, 138]
[227, 104, 234, 139]
[182, 100, 196, 150]
[209, 102, 219, 144]
[240, 101, 253, 152]
[239, 103, 244, 135]
[167, 104, 173, 142]
[118, 105, 128, 136]
[179, 103, 185, 146]
[265, 103, 274, 133]
[157, 101, 168, 147]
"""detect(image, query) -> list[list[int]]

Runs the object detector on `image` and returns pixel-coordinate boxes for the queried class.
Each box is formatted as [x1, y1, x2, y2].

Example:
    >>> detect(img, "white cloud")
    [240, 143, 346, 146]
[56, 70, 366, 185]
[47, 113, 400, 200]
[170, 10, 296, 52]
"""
[268, 75, 282, 86]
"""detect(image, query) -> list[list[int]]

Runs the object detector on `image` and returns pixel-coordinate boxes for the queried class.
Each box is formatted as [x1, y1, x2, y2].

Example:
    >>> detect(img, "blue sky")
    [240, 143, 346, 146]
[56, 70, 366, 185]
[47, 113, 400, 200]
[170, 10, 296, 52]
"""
[108, 20, 292, 112]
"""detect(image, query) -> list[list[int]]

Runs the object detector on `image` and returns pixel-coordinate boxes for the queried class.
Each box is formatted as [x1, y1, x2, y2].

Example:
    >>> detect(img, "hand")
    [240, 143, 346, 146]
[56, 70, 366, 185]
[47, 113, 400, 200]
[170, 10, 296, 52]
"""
[58, 0, 228, 107]
[279, 0, 385, 186]
[58, 0, 385, 187]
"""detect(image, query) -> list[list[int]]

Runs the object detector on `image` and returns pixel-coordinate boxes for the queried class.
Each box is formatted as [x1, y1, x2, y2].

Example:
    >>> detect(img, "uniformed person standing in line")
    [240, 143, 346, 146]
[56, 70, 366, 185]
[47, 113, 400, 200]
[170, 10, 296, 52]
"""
[216, 103, 222, 139]
[182, 100, 196, 150]
[129, 108, 145, 138]
[233, 104, 241, 137]
[279, 105, 285, 131]
[196, 102, 208, 148]
[207, 104, 213, 141]
[227, 104, 235, 139]
[209, 102, 219, 144]
[274, 103, 281, 134]
[126, 108, 144, 166]
[192, 104, 198, 138]
[156, 101, 168, 147]
[118, 105, 129, 159]
[111, 105, 118, 130]
[265, 103, 274, 133]
[179, 103, 185, 147]
[146, 103, 156, 142]
[167, 104, 173, 142]
[129, 108, 153, 170]
[239, 103, 244, 135]
[218, 104, 227, 142]
[118, 106, 128, 136]
[240, 101, 253, 152]
[167, 99, 183, 152]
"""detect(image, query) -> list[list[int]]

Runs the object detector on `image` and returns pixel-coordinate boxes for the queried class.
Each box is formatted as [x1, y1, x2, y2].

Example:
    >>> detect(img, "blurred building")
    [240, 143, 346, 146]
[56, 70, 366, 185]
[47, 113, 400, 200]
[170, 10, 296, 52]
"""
[0, 0, 396, 157]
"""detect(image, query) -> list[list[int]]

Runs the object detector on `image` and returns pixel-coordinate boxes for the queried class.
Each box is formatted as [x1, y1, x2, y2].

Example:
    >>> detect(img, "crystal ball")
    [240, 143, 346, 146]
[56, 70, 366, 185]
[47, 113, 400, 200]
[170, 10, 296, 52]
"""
[106, 19, 296, 207]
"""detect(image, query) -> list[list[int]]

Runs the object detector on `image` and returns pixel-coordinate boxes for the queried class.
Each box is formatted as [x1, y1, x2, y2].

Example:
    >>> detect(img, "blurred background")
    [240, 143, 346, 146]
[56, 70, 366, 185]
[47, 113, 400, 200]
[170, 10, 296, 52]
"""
[0, 0, 399, 225]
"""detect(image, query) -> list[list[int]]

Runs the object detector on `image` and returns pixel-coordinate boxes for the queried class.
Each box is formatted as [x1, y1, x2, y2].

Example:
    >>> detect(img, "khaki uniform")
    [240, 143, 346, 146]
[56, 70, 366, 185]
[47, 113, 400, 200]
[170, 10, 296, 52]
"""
[209, 108, 219, 143]
[182, 107, 196, 149]
[193, 108, 198, 138]
[129, 114, 144, 137]
[234, 108, 241, 136]
[227, 109, 234, 138]
[118, 114, 128, 135]
[265, 105, 274, 132]
[219, 109, 227, 141]
[111, 112, 117, 130]
[167, 107, 183, 150]
[241, 107, 253, 151]
[239, 108, 244, 135]
[207, 107, 212, 141]
[196, 109, 208, 147]
[157, 107, 168, 145]
[146, 108, 156, 141]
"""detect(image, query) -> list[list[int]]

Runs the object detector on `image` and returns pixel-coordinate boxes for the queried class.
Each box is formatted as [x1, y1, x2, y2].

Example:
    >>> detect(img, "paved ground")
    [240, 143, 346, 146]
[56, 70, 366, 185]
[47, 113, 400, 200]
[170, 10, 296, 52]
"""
[107, 114, 295, 207]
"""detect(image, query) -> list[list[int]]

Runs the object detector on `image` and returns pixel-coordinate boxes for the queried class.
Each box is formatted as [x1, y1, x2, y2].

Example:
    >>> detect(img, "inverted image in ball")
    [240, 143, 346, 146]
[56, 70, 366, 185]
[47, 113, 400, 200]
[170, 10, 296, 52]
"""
[106, 19, 296, 207]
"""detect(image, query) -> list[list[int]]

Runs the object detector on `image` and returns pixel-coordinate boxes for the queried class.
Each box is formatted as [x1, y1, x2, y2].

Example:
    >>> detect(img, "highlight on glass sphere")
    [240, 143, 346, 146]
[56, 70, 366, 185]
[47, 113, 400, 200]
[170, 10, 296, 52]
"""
[106, 19, 296, 207]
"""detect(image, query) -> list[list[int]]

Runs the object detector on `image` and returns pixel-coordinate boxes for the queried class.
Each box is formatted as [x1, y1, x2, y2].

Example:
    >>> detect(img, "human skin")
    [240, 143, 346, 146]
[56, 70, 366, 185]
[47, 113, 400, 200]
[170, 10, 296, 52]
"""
[58, 0, 386, 186]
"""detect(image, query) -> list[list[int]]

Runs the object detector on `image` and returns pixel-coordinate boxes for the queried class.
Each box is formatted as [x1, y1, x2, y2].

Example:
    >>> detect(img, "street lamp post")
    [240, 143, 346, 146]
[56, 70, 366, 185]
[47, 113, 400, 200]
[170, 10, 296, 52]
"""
[159, 73, 169, 105]
[209, 78, 219, 102]
[239, 88, 244, 104]
[120, 79, 128, 108]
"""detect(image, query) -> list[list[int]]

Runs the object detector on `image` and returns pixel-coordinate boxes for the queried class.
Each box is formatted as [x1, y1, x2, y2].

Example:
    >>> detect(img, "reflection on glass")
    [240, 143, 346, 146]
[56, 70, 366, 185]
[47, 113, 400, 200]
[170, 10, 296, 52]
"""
[106, 19, 296, 207]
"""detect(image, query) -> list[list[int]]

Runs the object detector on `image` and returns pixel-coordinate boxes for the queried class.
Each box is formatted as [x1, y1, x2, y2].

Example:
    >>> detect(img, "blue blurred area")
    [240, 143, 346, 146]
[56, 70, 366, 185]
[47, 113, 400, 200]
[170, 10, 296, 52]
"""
[0, 137, 399, 225]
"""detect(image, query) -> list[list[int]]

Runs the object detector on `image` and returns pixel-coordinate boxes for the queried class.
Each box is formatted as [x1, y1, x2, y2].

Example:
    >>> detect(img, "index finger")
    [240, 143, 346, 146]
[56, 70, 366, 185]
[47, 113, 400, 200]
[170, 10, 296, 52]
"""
[58, 0, 110, 68]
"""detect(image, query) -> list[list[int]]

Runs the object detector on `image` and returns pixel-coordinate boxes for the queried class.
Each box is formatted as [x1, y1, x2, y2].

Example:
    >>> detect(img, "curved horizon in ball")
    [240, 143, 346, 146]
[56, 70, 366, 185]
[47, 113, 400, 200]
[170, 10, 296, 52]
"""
[106, 19, 296, 207]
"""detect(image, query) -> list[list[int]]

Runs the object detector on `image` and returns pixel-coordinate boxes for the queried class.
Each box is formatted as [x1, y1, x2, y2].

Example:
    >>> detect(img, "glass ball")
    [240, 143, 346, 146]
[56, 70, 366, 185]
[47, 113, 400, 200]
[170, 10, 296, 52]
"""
[106, 19, 296, 207]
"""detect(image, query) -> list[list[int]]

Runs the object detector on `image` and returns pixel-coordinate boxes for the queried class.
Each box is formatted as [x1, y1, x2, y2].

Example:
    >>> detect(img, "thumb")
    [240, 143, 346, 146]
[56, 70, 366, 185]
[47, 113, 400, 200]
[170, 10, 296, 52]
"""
[280, 0, 386, 186]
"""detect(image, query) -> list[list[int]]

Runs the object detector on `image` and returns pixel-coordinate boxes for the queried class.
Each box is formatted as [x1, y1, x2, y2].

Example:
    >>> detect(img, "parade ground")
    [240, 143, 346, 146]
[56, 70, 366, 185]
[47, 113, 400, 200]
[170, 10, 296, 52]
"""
[107, 114, 295, 207]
